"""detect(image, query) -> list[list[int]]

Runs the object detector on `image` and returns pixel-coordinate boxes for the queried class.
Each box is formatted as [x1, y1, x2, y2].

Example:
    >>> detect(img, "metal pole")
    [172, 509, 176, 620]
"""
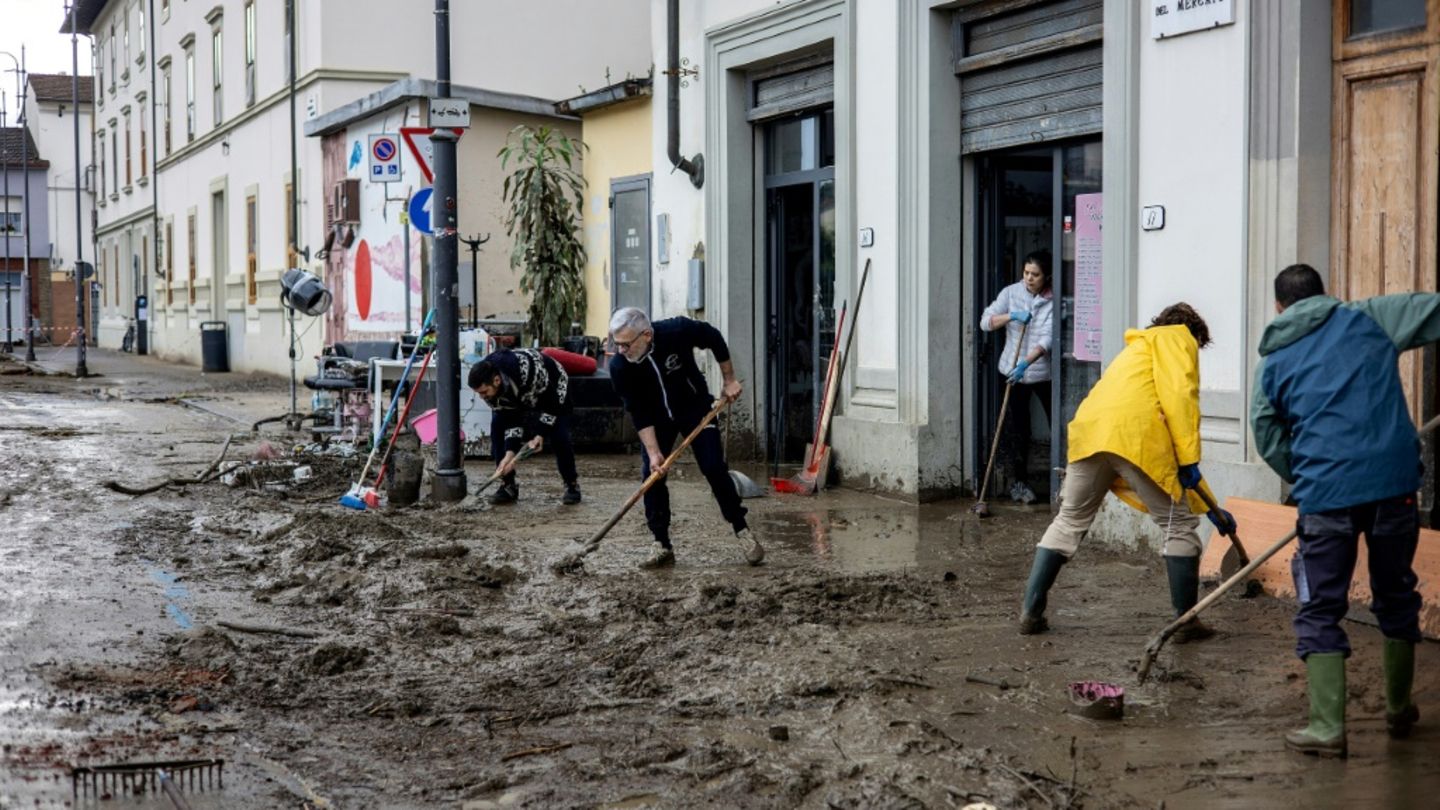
[430, 0, 465, 500]
[145, 2, 158, 356]
[285, 0, 301, 429]
[70, 3, 87, 377]
[403, 215, 412, 334]
[19, 46, 31, 358]
[3, 89, 12, 355]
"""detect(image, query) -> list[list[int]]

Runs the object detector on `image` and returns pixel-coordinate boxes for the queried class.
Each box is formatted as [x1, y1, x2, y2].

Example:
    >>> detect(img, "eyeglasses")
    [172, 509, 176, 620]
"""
[613, 331, 650, 351]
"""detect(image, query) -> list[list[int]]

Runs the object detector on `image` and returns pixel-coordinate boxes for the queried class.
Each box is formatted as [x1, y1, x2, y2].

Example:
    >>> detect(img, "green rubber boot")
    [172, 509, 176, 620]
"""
[1384, 638, 1419, 739]
[1019, 548, 1067, 635]
[1285, 652, 1347, 757]
[1164, 555, 1215, 643]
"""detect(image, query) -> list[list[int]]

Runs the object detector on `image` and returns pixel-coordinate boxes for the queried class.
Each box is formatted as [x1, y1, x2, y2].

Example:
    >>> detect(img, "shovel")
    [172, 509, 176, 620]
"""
[552, 398, 731, 573]
[724, 412, 766, 499]
[972, 320, 1029, 518]
[471, 444, 538, 499]
[1136, 412, 1440, 685]
[1194, 485, 1250, 579]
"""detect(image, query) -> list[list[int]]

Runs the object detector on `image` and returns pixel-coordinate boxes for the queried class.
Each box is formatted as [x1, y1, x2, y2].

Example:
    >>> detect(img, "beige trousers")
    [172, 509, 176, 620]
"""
[1039, 452, 1202, 558]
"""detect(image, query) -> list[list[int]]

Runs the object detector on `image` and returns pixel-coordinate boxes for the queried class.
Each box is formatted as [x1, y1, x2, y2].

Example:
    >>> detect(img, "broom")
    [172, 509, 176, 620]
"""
[340, 311, 435, 509]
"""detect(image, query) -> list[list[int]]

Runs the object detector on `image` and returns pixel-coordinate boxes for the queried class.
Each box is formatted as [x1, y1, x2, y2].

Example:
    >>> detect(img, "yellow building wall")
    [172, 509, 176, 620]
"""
[578, 99, 653, 338]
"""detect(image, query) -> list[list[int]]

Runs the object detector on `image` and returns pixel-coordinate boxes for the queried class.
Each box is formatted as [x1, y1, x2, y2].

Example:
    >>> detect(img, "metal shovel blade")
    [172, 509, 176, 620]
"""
[729, 469, 767, 499]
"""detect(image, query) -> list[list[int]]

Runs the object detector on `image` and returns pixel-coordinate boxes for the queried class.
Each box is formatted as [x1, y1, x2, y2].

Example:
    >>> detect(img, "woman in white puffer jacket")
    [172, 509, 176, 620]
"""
[979, 251, 1054, 504]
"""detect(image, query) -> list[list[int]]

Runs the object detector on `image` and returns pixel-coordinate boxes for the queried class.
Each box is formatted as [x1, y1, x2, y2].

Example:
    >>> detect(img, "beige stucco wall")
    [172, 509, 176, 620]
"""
[578, 98, 653, 338]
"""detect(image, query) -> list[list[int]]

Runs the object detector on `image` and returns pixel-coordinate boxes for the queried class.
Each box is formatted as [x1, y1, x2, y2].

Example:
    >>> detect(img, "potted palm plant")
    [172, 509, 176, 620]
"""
[498, 125, 587, 347]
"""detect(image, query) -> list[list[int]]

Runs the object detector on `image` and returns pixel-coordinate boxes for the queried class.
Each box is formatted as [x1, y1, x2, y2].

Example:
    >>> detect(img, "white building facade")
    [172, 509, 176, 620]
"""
[72, 0, 649, 376]
[644, 0, 1440, 542]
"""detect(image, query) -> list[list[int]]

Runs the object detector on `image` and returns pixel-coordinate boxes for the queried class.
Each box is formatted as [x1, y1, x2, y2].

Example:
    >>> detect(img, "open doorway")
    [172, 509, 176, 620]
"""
[974, 140, 1103, 503]
[764, 109, 835, 469]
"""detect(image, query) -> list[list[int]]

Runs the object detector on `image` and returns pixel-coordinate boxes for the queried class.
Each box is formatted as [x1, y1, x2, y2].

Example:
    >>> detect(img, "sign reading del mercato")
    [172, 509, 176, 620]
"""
[1152, 0, 1234, 40]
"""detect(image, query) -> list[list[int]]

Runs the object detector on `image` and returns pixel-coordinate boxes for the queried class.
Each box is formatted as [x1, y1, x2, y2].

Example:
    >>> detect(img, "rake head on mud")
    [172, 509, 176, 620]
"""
[73, 758, 223, 806]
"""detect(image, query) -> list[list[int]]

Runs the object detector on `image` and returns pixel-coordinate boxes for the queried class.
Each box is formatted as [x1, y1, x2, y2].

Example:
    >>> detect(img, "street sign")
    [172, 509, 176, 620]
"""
[399, 127, 465, 184]
[368, 133, 401, 183]
[409, 188, 435, 235]
[427, 97, 471, 128]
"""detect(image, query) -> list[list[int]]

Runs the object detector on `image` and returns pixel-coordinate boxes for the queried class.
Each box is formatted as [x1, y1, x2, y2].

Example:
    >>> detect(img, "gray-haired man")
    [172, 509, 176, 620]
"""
[608, 307, 763, 568]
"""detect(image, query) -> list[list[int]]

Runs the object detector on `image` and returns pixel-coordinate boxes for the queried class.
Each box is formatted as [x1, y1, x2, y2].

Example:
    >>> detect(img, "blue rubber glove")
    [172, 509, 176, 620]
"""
[1207, 508, 1237, 537]
[1177, 463, 1203, 490]
[1008, 360, 1030, 384]
[1009, 309, 1032, 325]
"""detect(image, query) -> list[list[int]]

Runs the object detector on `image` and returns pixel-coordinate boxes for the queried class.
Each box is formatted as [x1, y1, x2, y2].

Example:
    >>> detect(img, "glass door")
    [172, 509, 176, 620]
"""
[763, 109, 835, 469]
[975, 139, 1102, 503]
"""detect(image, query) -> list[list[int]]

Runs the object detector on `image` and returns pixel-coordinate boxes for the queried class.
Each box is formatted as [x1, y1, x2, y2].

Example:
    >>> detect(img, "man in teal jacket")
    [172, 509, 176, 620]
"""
[1252, 264, 1438, 757]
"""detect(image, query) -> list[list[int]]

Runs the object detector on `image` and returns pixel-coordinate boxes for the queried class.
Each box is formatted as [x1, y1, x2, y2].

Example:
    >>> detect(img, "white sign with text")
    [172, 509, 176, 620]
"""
[1151, 0, 1234, 39]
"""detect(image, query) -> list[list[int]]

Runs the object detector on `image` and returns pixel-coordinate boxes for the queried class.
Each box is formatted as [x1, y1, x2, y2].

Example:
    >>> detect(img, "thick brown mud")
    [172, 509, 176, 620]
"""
[2, 362, 1438, 808]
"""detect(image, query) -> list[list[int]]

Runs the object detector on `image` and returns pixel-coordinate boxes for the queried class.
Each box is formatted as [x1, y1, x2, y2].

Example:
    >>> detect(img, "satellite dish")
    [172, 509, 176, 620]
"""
[280, 268, 332, 317]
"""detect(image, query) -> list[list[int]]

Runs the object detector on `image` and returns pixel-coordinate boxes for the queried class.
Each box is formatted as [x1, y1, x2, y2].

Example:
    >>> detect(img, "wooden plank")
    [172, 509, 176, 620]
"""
[954, 23, 1102, 75]
[1200, 498, 1440, 639]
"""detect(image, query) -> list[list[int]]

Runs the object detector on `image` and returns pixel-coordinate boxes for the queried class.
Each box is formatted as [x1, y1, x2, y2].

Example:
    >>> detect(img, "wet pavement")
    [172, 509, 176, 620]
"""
[2, 351, 1439, 808]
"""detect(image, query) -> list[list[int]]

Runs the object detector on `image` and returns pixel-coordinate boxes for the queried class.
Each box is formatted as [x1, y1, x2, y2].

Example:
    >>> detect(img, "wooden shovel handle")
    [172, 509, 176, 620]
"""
[1193, 485, 1250, 566]
[975, 319, 1028, 506]
[584, 398, 732, 550]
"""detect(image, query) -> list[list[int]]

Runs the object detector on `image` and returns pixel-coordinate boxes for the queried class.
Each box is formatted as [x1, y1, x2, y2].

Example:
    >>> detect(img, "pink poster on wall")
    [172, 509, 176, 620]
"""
[1073, 193, 1103, 362]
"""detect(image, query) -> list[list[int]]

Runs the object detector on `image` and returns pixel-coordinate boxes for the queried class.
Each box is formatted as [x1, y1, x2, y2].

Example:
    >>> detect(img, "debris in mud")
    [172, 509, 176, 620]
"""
[302, 643, 372, 676]
[768, 724, 790, 742]
[171, 626, 238, 667]
[406, 542, 470, 560]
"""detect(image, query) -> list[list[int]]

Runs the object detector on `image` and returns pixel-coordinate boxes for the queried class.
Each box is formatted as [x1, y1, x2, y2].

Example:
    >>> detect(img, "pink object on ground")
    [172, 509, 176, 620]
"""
[1068, 681, 1125, 720]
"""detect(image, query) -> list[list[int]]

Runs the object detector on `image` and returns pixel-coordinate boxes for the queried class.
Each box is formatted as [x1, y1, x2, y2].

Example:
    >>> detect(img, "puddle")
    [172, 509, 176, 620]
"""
[146, 564, 195, 630]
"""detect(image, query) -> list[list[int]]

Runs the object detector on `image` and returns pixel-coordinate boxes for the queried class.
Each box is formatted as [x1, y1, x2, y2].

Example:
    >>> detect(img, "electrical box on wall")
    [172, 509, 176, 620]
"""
[688, 258, 704, 310]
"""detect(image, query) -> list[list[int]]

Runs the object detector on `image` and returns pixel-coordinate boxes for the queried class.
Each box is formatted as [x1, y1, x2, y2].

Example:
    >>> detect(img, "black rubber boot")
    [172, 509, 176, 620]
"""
[1019, 548, 1067, 635]
[1165, 554, 1215, 643]
[488, 477, 519, 505]
[561, 482, 582, 505]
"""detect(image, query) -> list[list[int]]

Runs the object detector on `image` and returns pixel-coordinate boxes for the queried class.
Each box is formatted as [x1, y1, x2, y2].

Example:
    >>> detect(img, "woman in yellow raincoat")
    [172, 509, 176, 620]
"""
[1018, 303, 1236, 641]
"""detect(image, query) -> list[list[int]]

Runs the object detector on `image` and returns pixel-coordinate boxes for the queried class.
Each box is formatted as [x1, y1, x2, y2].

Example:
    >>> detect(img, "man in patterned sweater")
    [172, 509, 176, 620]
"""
[468, 348, 580, 506]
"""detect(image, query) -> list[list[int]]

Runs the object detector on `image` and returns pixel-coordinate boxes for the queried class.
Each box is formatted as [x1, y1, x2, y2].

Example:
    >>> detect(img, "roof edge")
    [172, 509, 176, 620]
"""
[304, 78, 575, 138]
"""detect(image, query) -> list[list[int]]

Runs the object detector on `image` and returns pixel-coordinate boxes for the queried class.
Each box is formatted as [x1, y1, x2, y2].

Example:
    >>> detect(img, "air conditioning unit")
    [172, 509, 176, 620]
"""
[331, 178, 360, 225]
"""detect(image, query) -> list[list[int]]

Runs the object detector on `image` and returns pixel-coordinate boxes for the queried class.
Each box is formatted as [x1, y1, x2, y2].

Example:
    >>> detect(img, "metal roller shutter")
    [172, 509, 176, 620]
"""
[955, 0, 1103, 153]
[749, 55, 835, 123]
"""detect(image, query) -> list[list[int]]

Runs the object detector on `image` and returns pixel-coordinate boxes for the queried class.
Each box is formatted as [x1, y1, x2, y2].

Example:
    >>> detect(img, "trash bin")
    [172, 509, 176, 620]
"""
[200, 321, 230, 372]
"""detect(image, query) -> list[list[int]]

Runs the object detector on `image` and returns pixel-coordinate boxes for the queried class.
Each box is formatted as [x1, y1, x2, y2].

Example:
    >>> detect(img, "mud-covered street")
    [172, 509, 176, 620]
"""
[2, 352, 1438, 809]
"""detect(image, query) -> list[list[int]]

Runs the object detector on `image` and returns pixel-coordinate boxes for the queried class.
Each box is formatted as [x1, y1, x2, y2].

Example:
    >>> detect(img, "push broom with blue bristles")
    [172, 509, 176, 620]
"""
[341, 309, 436, 510]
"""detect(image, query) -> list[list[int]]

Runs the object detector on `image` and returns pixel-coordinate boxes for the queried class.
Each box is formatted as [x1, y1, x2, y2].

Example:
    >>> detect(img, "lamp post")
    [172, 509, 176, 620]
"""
[430, 0, 465, 501]
[0, 47, 23, 357]
[2, 87, 12, 355]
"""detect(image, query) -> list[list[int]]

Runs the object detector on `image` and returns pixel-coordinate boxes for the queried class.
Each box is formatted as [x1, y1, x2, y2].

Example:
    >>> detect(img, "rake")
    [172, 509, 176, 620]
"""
[73, 758, 224, 807]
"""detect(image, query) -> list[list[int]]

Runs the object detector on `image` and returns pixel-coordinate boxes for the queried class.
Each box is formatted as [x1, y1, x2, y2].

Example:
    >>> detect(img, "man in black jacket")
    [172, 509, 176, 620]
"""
[468, 348, 580, 506]
[608, 307, 763, 568]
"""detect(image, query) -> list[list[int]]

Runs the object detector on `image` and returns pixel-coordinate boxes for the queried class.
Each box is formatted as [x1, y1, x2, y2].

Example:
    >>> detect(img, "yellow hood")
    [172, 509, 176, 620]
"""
[1066, 325, 1209, 514]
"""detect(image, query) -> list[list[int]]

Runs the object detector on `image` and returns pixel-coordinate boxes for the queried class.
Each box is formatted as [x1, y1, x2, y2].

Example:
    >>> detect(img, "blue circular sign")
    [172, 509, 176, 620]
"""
[372, 137, 397, 162]
[408, 188, 434, 234]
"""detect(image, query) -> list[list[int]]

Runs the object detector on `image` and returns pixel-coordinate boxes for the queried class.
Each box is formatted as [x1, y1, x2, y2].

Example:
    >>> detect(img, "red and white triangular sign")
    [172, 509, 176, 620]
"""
[399, 127, 465, 184]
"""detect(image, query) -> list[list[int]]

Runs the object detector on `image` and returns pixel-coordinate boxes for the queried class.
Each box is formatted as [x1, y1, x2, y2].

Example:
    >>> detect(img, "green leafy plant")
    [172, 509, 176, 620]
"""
[498, 125, 588, 347]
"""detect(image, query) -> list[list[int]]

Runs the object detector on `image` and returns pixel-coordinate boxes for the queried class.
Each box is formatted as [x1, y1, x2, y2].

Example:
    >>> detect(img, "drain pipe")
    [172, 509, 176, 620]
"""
[666, 0, 703, 188]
